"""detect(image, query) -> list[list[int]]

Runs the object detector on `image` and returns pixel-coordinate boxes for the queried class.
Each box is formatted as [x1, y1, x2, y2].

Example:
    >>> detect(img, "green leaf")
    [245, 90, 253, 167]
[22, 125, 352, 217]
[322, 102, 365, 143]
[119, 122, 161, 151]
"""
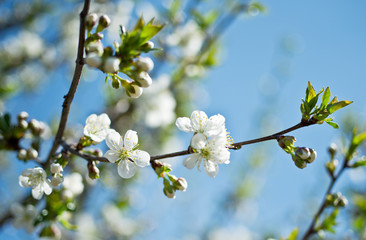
[308, 89, 323, 112]
[351, 159, 366, 168]
[59, 218, 78, 230]
[325, 121, 339, 129]
[321, 87, 331, 110]
[352, 132, 366, 146]
[316, 208, 339, 234]
[287, 228, 299, 240]
[305, 81, 316, 103]
[326, 100, 353, 114]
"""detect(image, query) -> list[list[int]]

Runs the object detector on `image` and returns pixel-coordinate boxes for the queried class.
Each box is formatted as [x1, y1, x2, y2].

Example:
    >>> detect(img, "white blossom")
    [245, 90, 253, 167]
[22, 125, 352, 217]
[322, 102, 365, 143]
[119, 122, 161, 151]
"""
[127, 84, 143, 98]
[183, 133, 230, 177]
[135, 71, 152, 88]
[10, 203, 38, 233]
[85, 53, 102, 68]
[84, 113, 111, 143]
[104, 130, 150, 178]
[176, 110, 226, 138]
[19, 167, 52, 200]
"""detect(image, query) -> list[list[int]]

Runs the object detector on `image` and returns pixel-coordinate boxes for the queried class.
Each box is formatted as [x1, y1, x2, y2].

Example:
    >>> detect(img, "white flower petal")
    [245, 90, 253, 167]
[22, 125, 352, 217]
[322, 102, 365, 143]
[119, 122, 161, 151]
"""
[204, 114, 226, 137]
[19, 175, 31, 187]
[175, 117, 193, 132]
[131, 150, 150, 167]
[190, 110, 208, 131]
[183, 153, 201, 169]
[104, 150, 120, 163]
[42, 180, 52, 195]
[106, 131, 122, 150]
[32, 186, 43, 200]
[190, 133, 206, 150]
[117, 160, 136, 178]
[98, 113, 111, 126]
[204, 160, 219, 177]
[85, 114, 97, 125]
[124, 130, 138, 150]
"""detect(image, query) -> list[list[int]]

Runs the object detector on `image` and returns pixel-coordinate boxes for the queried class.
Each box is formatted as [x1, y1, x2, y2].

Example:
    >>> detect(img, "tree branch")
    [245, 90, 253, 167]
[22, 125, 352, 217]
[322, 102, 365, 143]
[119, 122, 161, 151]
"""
[43, 0, 91, 168]
[60, 119, 316, 163]
[301, 157, 349, 240]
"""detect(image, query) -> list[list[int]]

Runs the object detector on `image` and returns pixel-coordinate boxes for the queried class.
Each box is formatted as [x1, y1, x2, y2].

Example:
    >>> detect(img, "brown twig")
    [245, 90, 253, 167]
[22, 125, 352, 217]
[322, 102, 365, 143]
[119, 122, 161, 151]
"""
[43, 0, 91, 168]
[60, 120, 316, 164]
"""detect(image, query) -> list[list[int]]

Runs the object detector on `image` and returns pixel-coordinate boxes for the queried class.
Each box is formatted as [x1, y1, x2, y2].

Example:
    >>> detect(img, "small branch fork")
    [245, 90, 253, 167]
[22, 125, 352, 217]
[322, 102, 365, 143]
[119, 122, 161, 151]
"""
[43, 0, 91, 168]
[60, 119, 316, 164]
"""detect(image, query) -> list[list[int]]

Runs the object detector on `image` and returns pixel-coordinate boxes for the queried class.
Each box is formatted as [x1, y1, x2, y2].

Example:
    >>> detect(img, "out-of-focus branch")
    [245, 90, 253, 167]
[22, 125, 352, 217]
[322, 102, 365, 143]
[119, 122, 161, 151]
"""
[43, 0, 91, 168]
[301, 157, 349, 240]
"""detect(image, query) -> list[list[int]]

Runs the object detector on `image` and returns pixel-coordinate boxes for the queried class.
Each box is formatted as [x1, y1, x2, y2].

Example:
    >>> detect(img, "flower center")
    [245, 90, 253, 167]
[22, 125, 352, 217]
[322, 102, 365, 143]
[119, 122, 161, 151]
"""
[28, 173, 42, 186]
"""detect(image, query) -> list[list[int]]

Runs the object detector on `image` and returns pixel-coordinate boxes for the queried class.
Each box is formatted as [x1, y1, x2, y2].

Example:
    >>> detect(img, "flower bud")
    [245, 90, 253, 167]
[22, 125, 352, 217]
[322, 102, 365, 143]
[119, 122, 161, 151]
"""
[97, 15, 111, 32]
[163, 185, 176, 199]
[86, 41, 104, 55]
[135, 71, 152, 88]
[112, 77, 120, 89]
[292, 155, 306, 169]
[50, 163, 63, 174]
[337, 195, 348, 207]
[17, 149, 27, 160]
[17, 111, 29, 121]
[27, 148, 38, 159]
[174, 177, 188, 192]
[103, 57, 120, 73]
[295, 147, 310, 160]
[51, 174, 63, 187]
[136, 57, 154, 72]
[18, 119, 28, 129]
[141, 41, 154, 50]
[29, 119, 40, 133]
[277, 136, 296, 154]
[88, 161, 100, 179]
[307, 149, 317, 163]
[126, 83, 143, 98]
[328, 143, 337, 159]
[85, 53, 102, 68]
[86, 13, 98, 31]
[326, 159, 338, 176]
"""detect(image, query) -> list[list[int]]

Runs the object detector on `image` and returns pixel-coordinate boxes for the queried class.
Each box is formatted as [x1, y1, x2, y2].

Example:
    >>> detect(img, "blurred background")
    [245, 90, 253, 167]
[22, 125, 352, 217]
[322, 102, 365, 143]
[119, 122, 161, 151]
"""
[0, 0, 365, 239]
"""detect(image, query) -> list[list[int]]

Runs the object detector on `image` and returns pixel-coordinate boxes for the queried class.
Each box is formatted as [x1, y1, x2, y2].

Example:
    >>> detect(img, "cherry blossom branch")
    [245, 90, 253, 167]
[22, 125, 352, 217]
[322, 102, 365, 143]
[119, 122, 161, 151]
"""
[43, 0, 91, 168]
[301, 157, 349, 240]
[60, 119, 317, 163]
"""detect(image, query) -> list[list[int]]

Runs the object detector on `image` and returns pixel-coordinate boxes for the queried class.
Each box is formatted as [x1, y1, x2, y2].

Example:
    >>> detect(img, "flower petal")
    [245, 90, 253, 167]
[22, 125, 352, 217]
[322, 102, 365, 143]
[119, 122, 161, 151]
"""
[190, 110, 208, 131]
[104, 150, 120, 163]
[117, 160, 136, 178]
[204, 114, 226, 137]
[85, 114, 97, 125]
[124, 130, 138, 150]
[183, 153, 201, 169]
[42, 180, 52, 195]
[190, 133, 206, 150]
[106, 131, 122, 151]
[19, 175, 31, 187]
[32, 186, 43, 200]
[98, 113, 111, 126]
[175, 117, 192, 132]
[131, 150, 150, 167]
[204, 160, 219, 177]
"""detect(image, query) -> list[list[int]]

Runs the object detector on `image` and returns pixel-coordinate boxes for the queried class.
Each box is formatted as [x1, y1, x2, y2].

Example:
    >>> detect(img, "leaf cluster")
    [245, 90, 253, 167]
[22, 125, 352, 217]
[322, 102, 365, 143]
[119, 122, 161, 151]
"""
[300, 81, 353, 128]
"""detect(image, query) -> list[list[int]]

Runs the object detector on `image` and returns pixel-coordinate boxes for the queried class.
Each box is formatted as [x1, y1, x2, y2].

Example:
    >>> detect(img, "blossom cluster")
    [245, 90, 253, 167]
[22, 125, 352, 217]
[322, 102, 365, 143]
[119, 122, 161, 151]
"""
[176, 110, 231, 177]
[84, 13, 161, 98]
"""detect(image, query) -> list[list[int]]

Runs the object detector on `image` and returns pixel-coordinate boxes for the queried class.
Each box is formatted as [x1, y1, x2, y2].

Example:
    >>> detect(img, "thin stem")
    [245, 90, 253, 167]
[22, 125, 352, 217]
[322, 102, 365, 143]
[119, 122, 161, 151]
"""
[43, 0, 91, 168]
[61, 120, 315, 163]
[301, 158, 348, 240]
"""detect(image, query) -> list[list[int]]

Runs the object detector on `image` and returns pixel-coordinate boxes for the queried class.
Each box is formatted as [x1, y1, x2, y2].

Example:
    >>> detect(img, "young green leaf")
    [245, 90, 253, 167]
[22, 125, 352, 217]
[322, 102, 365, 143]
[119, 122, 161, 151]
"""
[325, 120, 339, 129]
[287, 228, 299, 240]
[305, 81, 316, 103]
[327, 100, 353, 114]
[316, 208, 339, 234]
[321, 87, 331, 110]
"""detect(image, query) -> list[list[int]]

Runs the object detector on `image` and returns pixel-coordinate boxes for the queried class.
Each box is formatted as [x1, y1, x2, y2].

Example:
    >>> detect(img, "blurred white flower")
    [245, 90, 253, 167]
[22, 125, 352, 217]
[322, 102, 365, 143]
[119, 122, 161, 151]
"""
[136, 57, 154, 72]
[63, 172, 84, 199]
[176, 110, 226, 138]
[10, 203, 38, 233]
[104, 130, 150, 178]
[184, 133, 230, 177]
[19, 167, 52, 200]
[104, 57, 120, 73]
[84, 113, 111, 143]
